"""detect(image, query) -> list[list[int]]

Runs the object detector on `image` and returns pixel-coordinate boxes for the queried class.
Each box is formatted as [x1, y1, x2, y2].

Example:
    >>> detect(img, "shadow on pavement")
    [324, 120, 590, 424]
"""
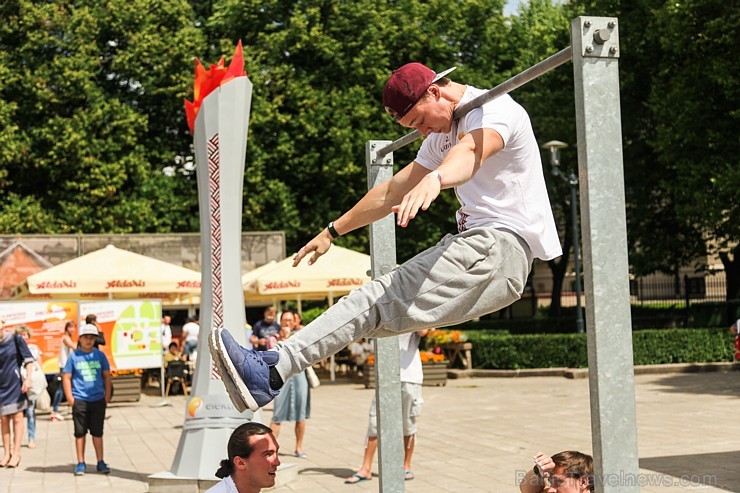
[27, 464, 146, 482]
[297, 467, 377, 481]
[649, 372, 740, 398]
[640, 451, 740, 493]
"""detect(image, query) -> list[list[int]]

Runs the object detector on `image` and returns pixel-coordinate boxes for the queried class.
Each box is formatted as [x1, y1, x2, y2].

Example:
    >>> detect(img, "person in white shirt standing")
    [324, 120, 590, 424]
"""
[161, 316, 172, 350]
[206, 422, 281, 493]
[345, 329, 429, 484]
[181, 316, 200, 359]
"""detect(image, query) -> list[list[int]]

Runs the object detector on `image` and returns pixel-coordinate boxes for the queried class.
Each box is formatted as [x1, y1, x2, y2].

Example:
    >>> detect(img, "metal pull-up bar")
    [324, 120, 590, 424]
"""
[376, 46, 573, 158]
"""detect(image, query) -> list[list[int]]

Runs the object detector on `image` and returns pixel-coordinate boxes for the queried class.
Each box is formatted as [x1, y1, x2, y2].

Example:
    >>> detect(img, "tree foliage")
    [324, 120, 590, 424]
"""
[205, 0, 508, 258]
[570, 0, 739, 299]
[0, 0, 736, 300]
[0, 0, 205, 234]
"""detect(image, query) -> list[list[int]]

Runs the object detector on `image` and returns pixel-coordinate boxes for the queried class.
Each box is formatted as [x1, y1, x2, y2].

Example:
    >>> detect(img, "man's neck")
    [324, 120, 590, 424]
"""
[440, 81, 467, 107]
[231, 473, 260, 493]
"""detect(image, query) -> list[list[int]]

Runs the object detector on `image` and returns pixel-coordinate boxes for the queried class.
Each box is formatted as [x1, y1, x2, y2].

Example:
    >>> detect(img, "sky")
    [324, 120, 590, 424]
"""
[504, 0, 525, 16]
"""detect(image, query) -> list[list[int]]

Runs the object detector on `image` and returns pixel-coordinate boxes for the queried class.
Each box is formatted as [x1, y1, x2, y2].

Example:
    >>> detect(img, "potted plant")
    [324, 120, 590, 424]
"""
[419, 350, 447, 386]
[423, 329, 473, 370]
[363, 351, 448, 388]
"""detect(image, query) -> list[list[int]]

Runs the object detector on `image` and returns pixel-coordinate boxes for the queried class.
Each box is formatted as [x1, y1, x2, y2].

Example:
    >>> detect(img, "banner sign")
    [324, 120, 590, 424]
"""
[79, 300, 163, 370]
[0, 301, 78, 373]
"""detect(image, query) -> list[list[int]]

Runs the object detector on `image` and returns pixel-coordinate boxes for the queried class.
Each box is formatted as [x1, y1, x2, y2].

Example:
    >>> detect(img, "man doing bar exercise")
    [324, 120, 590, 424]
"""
[210, 62, 562, 412]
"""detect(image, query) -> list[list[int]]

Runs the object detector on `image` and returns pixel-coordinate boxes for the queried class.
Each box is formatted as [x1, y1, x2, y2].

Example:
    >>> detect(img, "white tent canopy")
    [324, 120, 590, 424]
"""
[13, 245, 201, 302]
[252, 245, 371, 299]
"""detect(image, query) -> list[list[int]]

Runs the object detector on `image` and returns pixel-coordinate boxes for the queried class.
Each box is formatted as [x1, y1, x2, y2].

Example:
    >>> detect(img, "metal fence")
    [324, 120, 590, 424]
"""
[629, 274, 728, 305]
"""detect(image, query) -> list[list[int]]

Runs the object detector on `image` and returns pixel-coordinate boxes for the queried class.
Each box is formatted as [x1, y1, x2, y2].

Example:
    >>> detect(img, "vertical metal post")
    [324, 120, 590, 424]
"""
[569, 176, 585, 334]
[571, 17, 639, 493]
[366, 140, 404, 493]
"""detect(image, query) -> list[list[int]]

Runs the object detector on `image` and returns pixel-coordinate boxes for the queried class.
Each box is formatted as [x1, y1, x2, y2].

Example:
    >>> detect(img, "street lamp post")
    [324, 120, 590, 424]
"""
[542, 140, 585, 334]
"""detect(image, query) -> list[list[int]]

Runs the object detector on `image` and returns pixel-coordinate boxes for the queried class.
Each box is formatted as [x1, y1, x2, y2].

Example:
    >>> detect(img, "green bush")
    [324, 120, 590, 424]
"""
[299, 307, 328, 325]
[465, 328, 734, 369]
[631, 328, 734, 365]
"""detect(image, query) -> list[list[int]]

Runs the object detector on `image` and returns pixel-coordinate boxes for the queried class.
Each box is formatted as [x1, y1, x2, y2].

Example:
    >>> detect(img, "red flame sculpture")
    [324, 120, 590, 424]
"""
[184, 40, 246, 133]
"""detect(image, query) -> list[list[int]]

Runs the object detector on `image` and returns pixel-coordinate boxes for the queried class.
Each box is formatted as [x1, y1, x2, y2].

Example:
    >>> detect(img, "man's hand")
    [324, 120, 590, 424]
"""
[292, 229, 333, 267]
[21, 363, 32, 393]
[392, 172, 441, 227]
[533, 452, 555, 478]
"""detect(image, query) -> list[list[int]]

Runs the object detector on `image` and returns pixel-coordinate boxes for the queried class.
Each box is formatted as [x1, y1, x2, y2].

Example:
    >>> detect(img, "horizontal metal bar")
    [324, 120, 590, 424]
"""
[377, 46, 573, 158]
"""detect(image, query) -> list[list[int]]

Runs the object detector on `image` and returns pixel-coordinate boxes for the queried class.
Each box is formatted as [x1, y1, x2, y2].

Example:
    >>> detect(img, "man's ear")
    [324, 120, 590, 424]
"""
[581, 475, 592, 492]
[233, 456, 248, 471]
[428, 84, 442, 100]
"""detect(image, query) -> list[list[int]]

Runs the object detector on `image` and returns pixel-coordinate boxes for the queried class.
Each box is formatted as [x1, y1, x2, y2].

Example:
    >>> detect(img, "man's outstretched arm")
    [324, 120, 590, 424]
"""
[293, 161, 430, 267]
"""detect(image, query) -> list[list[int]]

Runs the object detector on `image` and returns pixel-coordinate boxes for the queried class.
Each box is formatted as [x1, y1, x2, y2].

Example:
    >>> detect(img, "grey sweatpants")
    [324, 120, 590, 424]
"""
[275, 227, 533, 380]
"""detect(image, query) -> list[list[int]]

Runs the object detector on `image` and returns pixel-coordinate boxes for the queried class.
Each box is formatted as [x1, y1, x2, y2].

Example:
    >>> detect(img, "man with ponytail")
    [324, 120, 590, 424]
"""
[207, 422, 281, 493]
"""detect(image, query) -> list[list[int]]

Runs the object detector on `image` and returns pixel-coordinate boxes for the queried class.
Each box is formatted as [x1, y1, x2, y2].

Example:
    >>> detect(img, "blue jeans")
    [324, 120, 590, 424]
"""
[53, 385, 64, 412]
[26, 400, 36, 441]
[184, 340, 197, 356]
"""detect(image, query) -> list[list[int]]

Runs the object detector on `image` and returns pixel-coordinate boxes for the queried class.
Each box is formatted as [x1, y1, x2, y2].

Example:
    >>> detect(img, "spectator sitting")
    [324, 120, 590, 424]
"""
[349, 338, 373, 373]
[164, 342, 183, 365]
[519, 451, 593, 493]
[250, 307, 285, 351]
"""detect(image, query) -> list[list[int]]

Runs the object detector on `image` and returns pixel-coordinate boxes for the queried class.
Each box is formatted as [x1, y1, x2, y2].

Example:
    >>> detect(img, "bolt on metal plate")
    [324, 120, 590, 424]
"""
[368, 140, 394, 166]
[577, 17, 620, 58]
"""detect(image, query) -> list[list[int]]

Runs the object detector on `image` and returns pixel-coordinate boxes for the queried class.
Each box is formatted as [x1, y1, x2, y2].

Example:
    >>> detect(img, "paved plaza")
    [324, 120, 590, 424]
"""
[1, 370, 739, 492]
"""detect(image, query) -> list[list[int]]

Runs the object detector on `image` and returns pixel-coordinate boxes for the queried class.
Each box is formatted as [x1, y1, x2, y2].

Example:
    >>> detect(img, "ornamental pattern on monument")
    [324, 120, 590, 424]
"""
[208, 133, 224, 328]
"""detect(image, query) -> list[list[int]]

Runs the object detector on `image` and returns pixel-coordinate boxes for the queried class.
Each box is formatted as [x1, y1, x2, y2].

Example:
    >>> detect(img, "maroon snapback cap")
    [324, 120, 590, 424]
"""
[383, 63, 457, 120]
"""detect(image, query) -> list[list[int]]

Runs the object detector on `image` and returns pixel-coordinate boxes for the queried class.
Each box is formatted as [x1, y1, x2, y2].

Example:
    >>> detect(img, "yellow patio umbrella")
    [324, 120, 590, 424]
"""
[12, 244, 201, 302]
[254, 245, 371, 301]
[242, 260, 279, 299]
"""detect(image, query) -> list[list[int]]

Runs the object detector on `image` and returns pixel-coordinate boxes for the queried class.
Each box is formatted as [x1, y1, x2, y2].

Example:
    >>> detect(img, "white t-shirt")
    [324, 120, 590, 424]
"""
[59, 337, 72, 370]
[183, 322, 200, 342]
[398, 332, 423, 385]
[414, 88, 562, 261]
[161, 323, 172, 348]
[205, 475, 237, 493]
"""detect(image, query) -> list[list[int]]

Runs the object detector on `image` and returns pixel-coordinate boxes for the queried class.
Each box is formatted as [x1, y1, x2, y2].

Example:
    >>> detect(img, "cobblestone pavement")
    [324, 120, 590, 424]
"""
[1, 371, 738, 492]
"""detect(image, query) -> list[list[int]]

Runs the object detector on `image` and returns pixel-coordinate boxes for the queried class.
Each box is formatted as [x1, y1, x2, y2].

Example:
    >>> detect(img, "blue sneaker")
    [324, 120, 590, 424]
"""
[96, 460, 110, 474]
[74, 462, 86, 476]
[209, 329, 249, 413]
[211, 328, 280, 411]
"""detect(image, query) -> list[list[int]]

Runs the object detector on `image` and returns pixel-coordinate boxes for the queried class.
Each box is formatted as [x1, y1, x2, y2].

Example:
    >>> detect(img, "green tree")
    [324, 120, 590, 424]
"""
[206, 0, 508, 259]
[505, 0, 575, 317]
[647, 0, 740, 301]
[0, 0, 205, 234]
[572, 0, 739, 302]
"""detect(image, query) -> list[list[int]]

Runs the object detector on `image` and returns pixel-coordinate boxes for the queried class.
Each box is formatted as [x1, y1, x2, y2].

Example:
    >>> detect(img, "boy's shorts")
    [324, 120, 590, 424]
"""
[72, 398, 107, 438]
[367, 382, 423, 437]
